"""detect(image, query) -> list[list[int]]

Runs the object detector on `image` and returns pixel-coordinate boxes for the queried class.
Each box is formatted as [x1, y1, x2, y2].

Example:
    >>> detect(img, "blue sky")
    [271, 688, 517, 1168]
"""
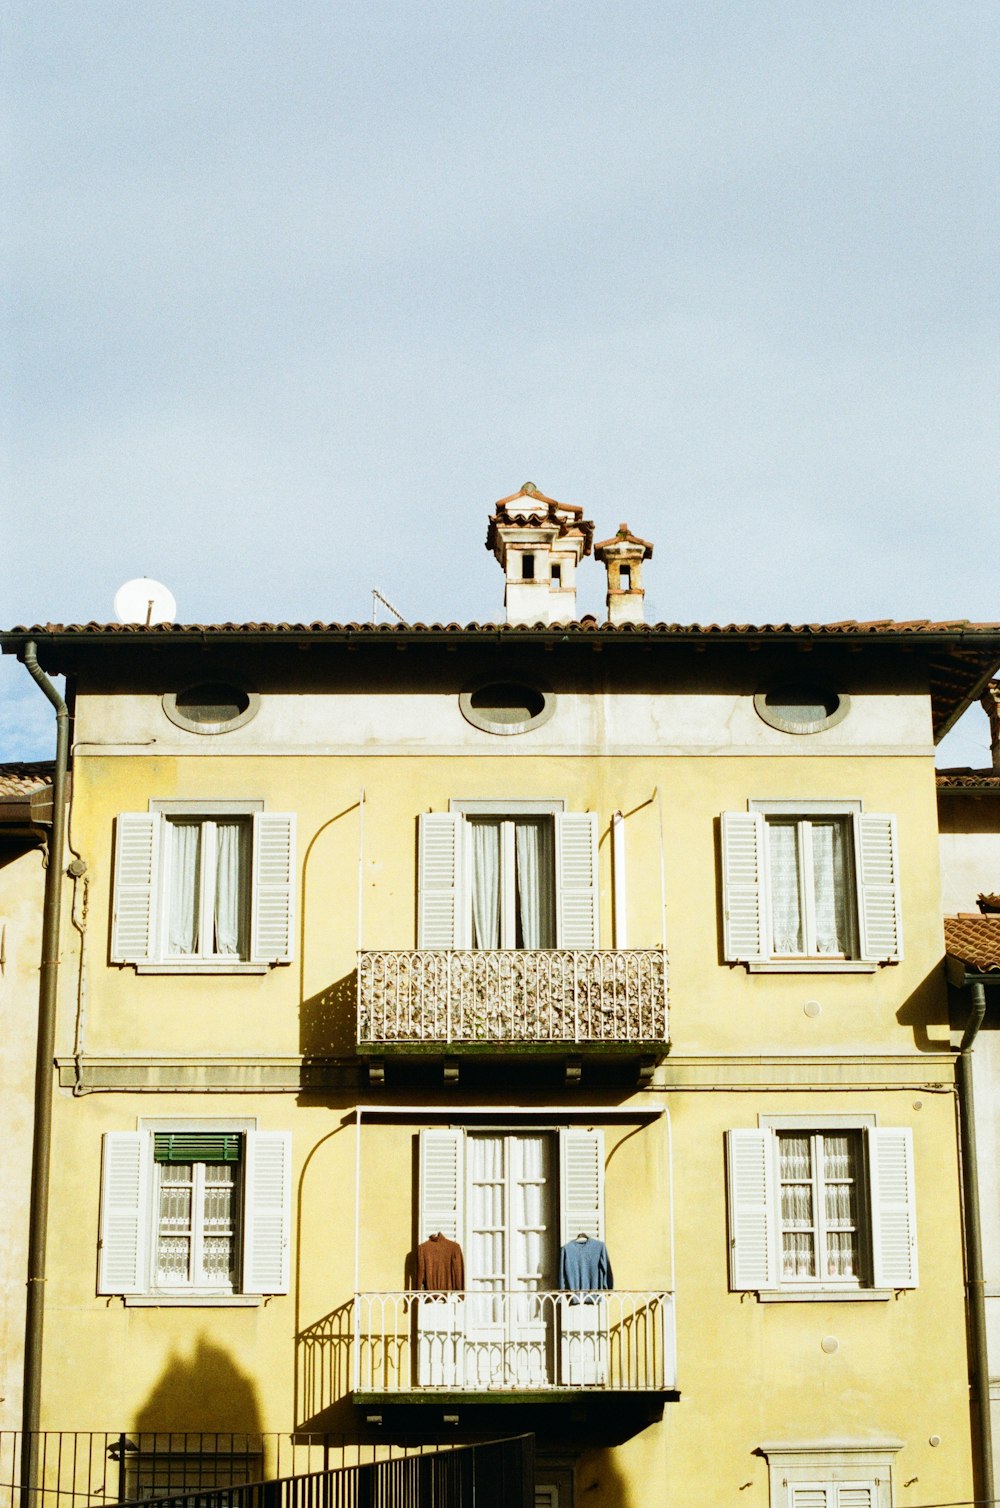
[3, 2, 998, 762]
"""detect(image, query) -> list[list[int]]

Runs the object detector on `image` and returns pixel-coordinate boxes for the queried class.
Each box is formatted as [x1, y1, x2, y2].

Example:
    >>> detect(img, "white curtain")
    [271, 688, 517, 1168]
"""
[779, 1134, 815, 1276]
[167, 822, 201, 955]
[470, 822, 501, 949]
[811, 821, 850, 955]
[768, 823, 803, 954]
[515, 820, 555, 949]
[213, 821, 245, 956]
[822, 1134, 858, 1277]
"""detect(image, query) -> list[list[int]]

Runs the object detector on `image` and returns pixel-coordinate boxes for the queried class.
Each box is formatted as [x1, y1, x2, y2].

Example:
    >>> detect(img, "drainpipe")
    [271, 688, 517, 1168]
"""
[20, 643, 69, 1508]
[958, 980, 994, 1507]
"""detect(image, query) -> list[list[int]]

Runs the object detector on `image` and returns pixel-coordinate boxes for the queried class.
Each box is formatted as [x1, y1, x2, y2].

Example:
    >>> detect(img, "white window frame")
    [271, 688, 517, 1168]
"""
[153, 803, 257, 967]
[111, 802, 295, 973]
[152, 1151, 241, 1295]
[721, 799, 903, 973]
[451, 801, 565, 951]
[727, 1115, 917, 1300]
[418, 801, 598, 951]
[98, 1118, 292, 1305]
[759, 1442, 901, 1508]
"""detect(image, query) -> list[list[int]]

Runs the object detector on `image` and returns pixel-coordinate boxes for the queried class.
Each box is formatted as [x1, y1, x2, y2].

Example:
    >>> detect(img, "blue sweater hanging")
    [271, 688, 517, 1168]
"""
[559, 1235, 613, 1292]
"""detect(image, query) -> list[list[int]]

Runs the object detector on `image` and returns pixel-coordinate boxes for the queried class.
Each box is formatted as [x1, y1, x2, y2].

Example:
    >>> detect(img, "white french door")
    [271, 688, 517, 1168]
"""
[465, 1132, 556, 1385]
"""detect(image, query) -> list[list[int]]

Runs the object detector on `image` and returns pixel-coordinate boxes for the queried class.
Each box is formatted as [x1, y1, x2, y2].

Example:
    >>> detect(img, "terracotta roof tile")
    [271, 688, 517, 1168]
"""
[945, 915, 1000, 973]
[4, 617, 1000, 637]
[936, 769, 1000, 790]
[0, 762, 53, 798]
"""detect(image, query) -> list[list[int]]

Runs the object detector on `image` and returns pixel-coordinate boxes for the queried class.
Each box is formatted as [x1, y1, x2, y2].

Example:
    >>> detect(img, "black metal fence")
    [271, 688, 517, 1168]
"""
[0, 1434, 534, 1508]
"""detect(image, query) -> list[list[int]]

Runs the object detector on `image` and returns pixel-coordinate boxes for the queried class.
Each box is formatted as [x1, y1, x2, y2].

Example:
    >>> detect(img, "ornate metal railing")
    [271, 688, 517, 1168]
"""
[357, 950, 668, 1046]
[353, 1290, 675, 1394]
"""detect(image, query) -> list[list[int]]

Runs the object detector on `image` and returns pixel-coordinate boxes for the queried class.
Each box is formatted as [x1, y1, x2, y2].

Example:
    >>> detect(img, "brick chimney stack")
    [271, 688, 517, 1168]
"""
[594, 523, 653, 626]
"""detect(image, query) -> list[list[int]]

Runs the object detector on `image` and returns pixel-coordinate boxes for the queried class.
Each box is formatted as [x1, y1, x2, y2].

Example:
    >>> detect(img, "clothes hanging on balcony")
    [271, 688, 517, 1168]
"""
[417, 1233, 466, 1291]
[559, 1236, 613, 1293]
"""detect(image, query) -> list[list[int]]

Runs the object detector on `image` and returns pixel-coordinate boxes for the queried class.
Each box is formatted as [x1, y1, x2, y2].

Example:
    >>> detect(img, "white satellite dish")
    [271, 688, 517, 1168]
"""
[113, 577, 178, 626]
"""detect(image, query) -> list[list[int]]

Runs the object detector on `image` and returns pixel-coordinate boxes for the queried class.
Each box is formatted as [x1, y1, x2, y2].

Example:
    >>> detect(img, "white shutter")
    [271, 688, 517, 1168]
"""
[869, 1126, 917, 1288]
[720, 812, 767, 962]
[838, 1489, 876, 1508]
[98, 1132, 150, 1294]
[726, 1129, 777, 1290]
[555, 813, 598, 948]
[251, 814, 295, 962]
[559, 1128, 605, 1242]
[243, 1131, 291, 1293]
[419, 1128, 465, 1242]
[418, 814, 466, 948]
[790, 1490, 834, 1508]
[111, 814, 158, 962]
[856, 813, 902, 962]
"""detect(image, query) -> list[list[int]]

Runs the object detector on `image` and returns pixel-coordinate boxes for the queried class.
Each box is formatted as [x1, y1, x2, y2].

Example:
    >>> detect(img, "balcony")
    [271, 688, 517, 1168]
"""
[356, 950, 668, 1077]
[351, 1289, 675, 1402]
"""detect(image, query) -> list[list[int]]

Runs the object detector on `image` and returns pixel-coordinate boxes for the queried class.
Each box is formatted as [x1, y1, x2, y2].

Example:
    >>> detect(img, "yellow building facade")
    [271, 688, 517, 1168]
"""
[6, 495, 1000, 1507]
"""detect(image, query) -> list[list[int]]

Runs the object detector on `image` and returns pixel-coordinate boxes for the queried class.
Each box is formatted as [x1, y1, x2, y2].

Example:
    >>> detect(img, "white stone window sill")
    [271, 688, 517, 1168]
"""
[133, 962, 272, 975]
[124, 1294, 263, 1307]
[746, 960, 879, 974]
[756, 1289, 893, 1303]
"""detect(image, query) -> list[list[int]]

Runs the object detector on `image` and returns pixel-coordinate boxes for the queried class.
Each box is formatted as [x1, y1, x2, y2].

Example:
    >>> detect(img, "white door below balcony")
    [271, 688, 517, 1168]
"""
[352, 1290, 675, 1399]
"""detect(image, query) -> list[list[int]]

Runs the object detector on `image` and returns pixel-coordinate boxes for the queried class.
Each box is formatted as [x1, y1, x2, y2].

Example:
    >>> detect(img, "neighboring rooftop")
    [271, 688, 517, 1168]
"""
[945, 915, 1000, 976]
[937, 770, 1000, 791]
[0, 762, 53, 798]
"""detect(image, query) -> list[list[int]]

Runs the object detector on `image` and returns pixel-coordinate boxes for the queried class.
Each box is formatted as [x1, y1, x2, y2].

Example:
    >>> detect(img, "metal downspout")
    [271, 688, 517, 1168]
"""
[20, 643, 69, 1508]
[958, 980, 994, 1507]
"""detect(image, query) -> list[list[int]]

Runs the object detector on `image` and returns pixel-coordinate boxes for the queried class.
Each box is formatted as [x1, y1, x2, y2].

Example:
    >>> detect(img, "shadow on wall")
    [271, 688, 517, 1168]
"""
[299, 971, 357, 1056]
[896, 961, 954, 1052]
[134, 1336, 263, 1434]
[575, 1445, 632, 1508]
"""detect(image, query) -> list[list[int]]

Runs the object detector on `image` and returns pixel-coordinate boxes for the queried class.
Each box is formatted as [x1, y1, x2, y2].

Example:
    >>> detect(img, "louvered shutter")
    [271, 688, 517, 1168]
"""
[243, 1131, 291, 1293]
[98, 1132, 150, 1294]
[837, 1488, 876, 1508]
[111, 814, 158, 962]
[855, 813, 902, 962]
[720, 812, 767, 962]
[559, 1128, 605, 1242]
[726, 1129, 777, 1290]
[789, 1490, 834, 1508]
[555, 813, 598, 948]
[251, 814, 295, 963]
[419, 1128, 465, 1242]
[869, 1126, 917, 1288]
[417, 814, 466, 948]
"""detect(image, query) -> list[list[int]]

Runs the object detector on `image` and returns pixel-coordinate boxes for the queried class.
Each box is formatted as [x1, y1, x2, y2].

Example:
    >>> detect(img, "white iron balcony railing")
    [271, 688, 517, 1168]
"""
[353, 1290, 675, 1394]
[357, 950, 668, 1048]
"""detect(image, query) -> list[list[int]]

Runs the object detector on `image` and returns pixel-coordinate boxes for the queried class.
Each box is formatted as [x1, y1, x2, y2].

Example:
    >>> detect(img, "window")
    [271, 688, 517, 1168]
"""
[720, 802, 902, 970]
[417, 804, 598, 950]
[98, 1125, 291, 1301]
[760, 1444, 900, 1508]
[111, 804, 295, 971]
[726, 1122, 917, 1295]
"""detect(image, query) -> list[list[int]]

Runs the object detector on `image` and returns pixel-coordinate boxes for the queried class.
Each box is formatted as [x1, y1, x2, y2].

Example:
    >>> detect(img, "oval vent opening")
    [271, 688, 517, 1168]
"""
[163, 683, 260, 734]
[459, 680, 554, 736]
[754, 684, 848, 734]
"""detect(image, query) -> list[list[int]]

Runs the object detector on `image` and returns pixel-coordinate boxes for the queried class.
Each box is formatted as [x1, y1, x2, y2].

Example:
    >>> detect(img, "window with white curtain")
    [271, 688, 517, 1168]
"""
[110, 804, 296, 971]
[164, 817, 251, 959]
[765, 816, 854, 958]
[720, 801, 902, 970]
[468, 818, 556, 949]
[97, 1124, 291, 1301]
[776, 1131, 862, 1283]
[726, 1119, 918, 1295]
[466, 1132, 556, 1293]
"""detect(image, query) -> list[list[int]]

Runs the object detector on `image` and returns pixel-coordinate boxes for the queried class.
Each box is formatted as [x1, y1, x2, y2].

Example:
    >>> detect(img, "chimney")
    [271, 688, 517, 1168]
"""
[486, 483, 594, 625]
[594, 523, 653, 625]
[981, 680, 1000, 770]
